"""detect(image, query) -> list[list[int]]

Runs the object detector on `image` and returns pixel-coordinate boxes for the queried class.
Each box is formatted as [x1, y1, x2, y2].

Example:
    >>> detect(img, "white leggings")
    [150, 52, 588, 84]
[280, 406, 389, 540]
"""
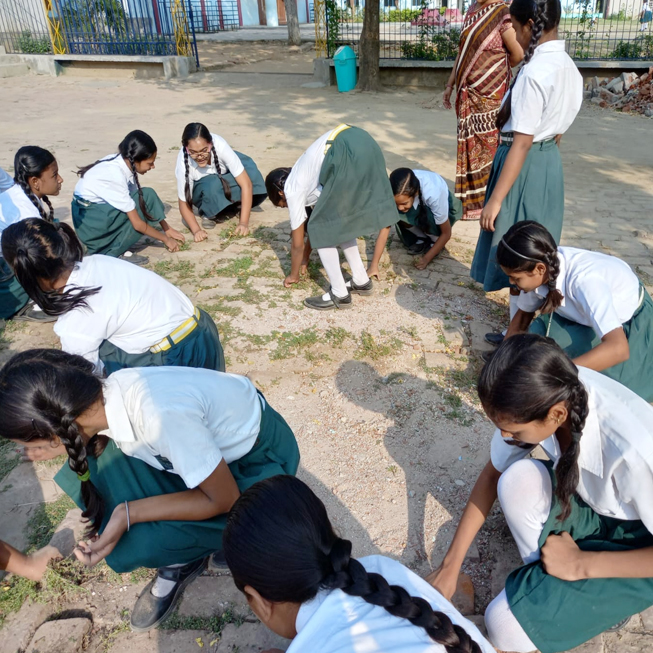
[485, 459, 552, 653]
[317, 239, 369, 298]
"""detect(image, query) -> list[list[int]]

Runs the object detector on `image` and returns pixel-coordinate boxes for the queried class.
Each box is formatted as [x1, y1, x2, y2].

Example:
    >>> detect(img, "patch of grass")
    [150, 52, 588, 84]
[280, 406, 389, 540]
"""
[0, 439, 19, 484]
[202, 256, 254, 279]
[199, 302, 242, 318]
[251, 226, 278, 243]
[178, 240, 191, 252]
[324, 327, 352, 347]
[270, 328, 320, 360]
[153, 260, 196, 280]
[26, 495, 76, 551]
[160, 607, 245, 632]
[354, 331, 397, 361]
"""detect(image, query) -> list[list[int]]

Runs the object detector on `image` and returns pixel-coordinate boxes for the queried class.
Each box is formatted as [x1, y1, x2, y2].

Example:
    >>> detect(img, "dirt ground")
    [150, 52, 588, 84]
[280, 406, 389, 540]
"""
[0, 41, 652, 653]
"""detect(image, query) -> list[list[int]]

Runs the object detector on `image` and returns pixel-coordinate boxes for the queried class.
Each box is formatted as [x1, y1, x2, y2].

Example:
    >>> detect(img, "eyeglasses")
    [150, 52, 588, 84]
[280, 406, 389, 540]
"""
[186, 146, 211, 159]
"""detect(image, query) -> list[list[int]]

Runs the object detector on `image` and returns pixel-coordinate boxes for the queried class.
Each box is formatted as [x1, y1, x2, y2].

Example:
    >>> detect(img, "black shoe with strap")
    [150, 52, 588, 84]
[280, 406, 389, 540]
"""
[346, 279, 374, 296]
[304, 288, 353, 311]
[13, 302, 57, 323]
[484, 332, 505, 346]
[130, 556, 208, 632]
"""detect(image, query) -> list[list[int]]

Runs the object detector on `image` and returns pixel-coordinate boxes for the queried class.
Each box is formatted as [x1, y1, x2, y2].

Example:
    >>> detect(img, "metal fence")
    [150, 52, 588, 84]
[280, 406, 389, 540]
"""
[325, 0, 653, 60]
[187, 0, 241, 32]
[0, 0, 52, 54]
[0, 0, 199, 64]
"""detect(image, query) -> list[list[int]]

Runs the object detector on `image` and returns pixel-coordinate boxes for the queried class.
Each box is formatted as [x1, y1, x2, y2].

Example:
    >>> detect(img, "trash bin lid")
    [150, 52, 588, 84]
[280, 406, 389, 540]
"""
[334, 45, 356, 60]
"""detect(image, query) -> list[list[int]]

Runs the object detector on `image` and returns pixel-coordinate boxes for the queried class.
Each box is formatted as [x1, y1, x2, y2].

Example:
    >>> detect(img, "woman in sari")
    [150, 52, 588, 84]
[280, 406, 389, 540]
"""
[443, 0, 522, 220]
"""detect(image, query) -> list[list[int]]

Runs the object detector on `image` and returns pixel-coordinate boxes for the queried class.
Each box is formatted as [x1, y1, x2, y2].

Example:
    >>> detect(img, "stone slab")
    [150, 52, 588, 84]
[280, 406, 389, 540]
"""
[216, 622, 290, 652]
[423, 351, 461, 370]
[178, 576, 251, 619]
[451, 572, 475, 616]
[26, 617, 92, 653]
[2, 599, 53, 653]
[467, 321, 497, 353]
[49, 508, 84, 558]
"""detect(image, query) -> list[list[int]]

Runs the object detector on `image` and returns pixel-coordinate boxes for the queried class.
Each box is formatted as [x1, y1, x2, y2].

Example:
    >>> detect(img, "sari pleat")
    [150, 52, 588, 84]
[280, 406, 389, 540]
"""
[454, 1, 512, 220]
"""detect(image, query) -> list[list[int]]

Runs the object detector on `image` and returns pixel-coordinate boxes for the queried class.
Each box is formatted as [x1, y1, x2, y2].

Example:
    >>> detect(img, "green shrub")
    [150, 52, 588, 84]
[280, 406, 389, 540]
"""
[16, 31, 52, 54]
[610, 40, 641, 58]
[401, 28, 460, 61]
[384, 8, 421, 22]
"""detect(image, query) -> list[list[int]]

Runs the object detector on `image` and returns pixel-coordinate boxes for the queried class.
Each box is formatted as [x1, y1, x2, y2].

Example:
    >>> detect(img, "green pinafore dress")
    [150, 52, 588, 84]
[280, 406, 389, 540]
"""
[0, 258, 29, 319]
[529, 285, 653, 402]
[506, 462, 653, 653]
[306, 126, 399, 250]
[471, 135, 564, 291]
[72, 187, 166, 258]
[395, 190, 463, 250]
[54, 397, 299, 572]
[191, 152, 267, 220]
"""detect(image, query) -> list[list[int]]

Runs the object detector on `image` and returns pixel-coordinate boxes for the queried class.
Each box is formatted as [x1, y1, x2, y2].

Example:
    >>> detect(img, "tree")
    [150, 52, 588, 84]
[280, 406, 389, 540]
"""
[357, 0, 381, 91]
[285, 0, 302, 46]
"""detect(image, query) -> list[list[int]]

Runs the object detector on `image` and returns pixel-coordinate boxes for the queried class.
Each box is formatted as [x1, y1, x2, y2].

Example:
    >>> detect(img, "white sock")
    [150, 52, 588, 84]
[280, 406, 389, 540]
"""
[502, 292, 520, 336]
[341, 239, 369, 287]
[317, 246, 348, 299]
[485, 589, 537, 652]
[151, 563, 185, 598]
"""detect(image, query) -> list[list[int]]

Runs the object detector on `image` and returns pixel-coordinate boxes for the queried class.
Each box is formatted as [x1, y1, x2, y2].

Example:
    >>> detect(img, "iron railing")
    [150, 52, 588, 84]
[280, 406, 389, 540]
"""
[325, 0, 653, 60]
[0, 0, 52, 54]
[0, 0, 199, 64]
[188, 0, 241, 32]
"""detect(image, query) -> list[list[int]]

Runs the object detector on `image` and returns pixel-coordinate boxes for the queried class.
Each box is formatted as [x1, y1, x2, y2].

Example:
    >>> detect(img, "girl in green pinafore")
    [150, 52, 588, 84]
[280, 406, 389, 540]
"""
[2, 219, 224, 375]
[0, 349, 299, 633]
[0, 146, 62, 322]
[72, 130, 185, 266]
[470, 0, 583, 339]
[176, 122, 266, 241]
[265, 125, 398, 311]
[390, 168, 462, 271]
[497, 221, 653, 401]
[428, 334, 653, 653]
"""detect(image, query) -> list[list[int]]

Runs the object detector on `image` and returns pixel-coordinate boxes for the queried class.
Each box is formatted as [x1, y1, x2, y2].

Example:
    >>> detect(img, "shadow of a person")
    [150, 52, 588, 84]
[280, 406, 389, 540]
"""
[334, 359, 489, 572]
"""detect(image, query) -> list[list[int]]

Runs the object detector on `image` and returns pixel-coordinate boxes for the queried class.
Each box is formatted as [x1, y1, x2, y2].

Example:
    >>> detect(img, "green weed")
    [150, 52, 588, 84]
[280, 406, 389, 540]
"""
[270, 329, 320, 360]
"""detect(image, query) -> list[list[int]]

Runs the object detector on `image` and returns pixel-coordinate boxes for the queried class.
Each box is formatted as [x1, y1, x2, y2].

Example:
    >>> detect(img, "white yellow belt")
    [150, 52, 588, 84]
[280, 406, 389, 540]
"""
[150, 307, 200, 354]
[324, 124, 351, 154]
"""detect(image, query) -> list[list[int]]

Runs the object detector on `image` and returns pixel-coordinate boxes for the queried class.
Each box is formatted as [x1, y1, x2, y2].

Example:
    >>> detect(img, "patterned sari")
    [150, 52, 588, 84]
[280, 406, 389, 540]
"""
[454, 1, 512, 220]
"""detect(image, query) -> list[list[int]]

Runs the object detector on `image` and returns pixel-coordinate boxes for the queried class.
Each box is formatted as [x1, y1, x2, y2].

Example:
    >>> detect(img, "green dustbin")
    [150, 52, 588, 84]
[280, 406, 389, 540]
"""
[333, 45, 357, 92]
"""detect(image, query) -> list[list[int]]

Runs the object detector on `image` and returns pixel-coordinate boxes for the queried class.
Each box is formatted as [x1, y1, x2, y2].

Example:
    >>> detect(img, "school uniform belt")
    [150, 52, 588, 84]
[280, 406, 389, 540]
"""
[500, 132, 556, 147]
[324, 124, 351, 154]
[150, 307, 200, 353]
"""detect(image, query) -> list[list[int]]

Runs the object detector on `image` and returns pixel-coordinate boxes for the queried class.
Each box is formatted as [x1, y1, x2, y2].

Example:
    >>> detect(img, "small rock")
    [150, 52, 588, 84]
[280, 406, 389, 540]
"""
[26, 617, 92, 653]
[599, 87, 619, 104]
[606, 78, 624, 94]
[49, 508, 84, 557]
[451, 572, 475, 615]
[409, 490, 416, 498]
[591, 96, 603, 105]
[454, 479, 465, 486]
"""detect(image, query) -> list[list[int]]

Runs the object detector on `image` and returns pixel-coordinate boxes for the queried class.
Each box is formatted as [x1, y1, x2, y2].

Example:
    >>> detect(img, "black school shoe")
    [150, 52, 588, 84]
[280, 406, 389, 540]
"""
[484, 332, 505, 347]
[13, 302, 57, 323]
[119, 252, 149, 266]
[304, 289, 352, 311]
[130, 557, 208, 632]
[346, 279, 374, 296]
[407, 239, 433, 255]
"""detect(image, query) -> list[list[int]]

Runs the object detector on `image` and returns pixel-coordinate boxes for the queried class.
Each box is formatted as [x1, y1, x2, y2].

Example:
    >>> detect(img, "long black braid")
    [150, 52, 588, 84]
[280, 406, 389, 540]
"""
[13, 146, 56, 223]
[0, 349, 107, 536]
[77, 130, 157, 221]
[496, 0, 561, 131]
[224, 476, 482, 653]
[478, 333, 589, 522]
[183, 147, 193, 208]
[210, 143, 232, 202]
[496, 220, 563, 313]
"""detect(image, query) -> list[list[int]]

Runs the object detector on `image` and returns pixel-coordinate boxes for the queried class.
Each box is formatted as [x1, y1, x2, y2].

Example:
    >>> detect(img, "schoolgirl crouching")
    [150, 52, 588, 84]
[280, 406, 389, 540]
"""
[0, 349, 300, 631]
[429, 334, 653, 653]
[176, 122, 266, 240]
[224, 475, 494, 653]
[2, 219, 224, 375]
[72, 130, 185, 265]
[265, 125, 398, 311]
[0, 146, 62, 322]
[498, 220, 653, 401]
[390, 168, 462, 270]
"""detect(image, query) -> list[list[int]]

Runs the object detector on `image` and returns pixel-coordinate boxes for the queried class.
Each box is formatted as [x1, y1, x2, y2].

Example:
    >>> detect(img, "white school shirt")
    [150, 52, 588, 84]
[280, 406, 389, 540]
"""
[101, 367, 262, 488]
[53, 255, 194, 372]
[0, 184, 44, 236]
[491, 367, 653, 532]
[291, 555, 495, 653]
[74, 155, 137, 213]
[502, 40, 583, 142]
[516, 246, 641, 338]
[285, 130, 332, 231]
[412, 170, 449, 225]
[0, 166, 14, 193]
[175, 133, 245, 202]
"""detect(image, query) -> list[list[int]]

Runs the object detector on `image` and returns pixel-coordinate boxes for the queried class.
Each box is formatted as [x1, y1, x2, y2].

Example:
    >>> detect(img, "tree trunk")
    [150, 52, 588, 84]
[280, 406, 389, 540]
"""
[357, 0, 381, 91]
[285, 0, 302, 45]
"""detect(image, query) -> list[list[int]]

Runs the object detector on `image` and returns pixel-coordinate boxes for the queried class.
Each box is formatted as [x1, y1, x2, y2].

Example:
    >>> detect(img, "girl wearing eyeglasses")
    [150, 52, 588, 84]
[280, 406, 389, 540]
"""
[175, 123, 267, 242]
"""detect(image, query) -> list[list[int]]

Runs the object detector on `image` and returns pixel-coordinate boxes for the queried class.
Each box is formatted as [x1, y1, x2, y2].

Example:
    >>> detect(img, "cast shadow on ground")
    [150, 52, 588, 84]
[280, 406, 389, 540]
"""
[335, 359, 489, 571]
